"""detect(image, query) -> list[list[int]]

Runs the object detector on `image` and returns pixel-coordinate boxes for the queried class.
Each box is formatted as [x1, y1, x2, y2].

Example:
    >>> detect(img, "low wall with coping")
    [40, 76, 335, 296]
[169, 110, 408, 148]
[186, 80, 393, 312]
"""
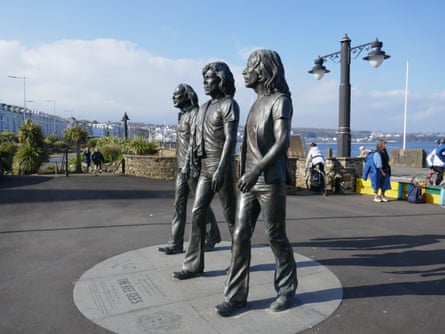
[123, 153, 364, 192]
[293, 157, 363, 192]
[390, 149, 426, 168]
[123, 154, 177, 180]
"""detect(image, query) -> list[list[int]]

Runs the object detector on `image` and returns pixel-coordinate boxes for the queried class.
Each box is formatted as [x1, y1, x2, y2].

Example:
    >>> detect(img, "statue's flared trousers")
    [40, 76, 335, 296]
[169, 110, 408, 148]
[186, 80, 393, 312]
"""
[224, 183, 298, 303]
[170, 173, 221, 249]
[182, 171, 237, 272]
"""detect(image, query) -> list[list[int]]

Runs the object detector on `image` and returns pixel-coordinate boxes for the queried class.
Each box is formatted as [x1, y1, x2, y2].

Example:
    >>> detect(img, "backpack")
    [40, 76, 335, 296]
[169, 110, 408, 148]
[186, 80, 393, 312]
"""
[407, 185, 425, 203]
[362, 150, 376, 180]
[310, 169, 322, 189]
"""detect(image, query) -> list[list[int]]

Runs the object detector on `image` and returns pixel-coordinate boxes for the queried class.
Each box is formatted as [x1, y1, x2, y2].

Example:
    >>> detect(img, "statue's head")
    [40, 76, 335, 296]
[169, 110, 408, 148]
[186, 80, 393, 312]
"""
[173, 83, 198, 109]
[202, 62, 235, 97]
[246, 49, 290, 96]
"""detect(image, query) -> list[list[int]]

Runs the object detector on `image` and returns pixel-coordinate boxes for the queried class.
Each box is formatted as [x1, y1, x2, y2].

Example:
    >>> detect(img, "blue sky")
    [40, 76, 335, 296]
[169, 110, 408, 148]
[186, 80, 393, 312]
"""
[1, 0, 444, 133]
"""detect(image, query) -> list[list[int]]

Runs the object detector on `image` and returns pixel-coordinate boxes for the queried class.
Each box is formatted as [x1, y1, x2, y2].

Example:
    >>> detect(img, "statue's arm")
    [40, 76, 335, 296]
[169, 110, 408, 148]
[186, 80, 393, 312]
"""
[212, 102, 238, 191]
[239, 98, 290, 193]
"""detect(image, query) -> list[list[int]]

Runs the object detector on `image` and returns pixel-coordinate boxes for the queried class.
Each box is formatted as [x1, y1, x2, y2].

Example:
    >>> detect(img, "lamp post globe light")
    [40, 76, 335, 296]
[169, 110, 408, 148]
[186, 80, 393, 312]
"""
[309, 34, 390, 157]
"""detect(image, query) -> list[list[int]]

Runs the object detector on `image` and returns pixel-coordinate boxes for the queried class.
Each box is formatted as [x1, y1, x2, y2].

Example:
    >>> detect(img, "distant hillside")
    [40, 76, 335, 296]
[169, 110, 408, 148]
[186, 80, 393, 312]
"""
[291, 128, 445, 143]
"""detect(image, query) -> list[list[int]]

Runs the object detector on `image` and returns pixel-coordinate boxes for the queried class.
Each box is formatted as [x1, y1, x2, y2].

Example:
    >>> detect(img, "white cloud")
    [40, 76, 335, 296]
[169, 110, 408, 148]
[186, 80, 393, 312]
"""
[1, 39, 444, 132]
[1, 39, 208, 124]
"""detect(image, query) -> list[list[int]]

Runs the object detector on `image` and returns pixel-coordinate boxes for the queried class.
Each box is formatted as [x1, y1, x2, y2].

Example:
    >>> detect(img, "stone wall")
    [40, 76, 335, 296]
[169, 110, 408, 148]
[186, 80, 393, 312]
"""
[293, 157, 363, 192]
[390, 149, 426, 168]
[123, 151, 364, 193]
[124, 155, 177, 180]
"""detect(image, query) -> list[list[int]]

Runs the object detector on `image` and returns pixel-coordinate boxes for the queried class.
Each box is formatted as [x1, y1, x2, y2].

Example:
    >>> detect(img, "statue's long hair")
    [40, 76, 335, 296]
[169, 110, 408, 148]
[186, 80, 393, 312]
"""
[202, 62, 236, 97]
[177, 83, 198, 107]
[249, 49, 291, 98]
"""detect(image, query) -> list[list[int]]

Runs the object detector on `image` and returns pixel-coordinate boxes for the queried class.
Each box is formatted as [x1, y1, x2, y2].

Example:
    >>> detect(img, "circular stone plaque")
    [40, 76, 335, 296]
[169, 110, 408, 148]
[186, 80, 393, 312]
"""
[73, 242, 342, 334]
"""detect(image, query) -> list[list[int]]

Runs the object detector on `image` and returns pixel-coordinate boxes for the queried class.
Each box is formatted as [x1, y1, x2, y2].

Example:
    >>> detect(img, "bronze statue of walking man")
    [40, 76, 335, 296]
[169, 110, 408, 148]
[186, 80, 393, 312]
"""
[159, 83, 221, 255]
[172, 62, 239, 280]
[215, 50, 298, 316]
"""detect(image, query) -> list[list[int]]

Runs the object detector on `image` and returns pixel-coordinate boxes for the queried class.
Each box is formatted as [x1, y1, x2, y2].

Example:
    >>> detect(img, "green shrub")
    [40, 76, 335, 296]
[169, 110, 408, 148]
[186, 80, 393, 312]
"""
[87, 138, 98, 149]
[125, 136, 159, 155]
[100, 143, 122, 163]
[12, 145, 48, 175]
[0, 131, 18, 144]
[0, 142, 18, 172]
[53, 141, 67, 153]
[0, 142, 18, 155]
[12, 120, 49, 175]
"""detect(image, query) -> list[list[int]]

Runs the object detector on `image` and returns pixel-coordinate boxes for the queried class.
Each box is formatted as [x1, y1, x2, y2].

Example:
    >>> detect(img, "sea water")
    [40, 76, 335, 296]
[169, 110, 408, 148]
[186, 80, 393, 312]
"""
[316, 142, 438, 158]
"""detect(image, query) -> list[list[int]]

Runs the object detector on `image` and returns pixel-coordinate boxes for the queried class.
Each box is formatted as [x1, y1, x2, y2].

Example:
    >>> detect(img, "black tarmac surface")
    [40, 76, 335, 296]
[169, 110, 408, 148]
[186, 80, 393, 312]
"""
[0, 169, 444, 334]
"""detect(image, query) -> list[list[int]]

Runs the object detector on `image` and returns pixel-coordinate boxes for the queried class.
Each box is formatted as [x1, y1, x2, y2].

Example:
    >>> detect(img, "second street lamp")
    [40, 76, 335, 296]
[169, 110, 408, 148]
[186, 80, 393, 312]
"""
[309, 34, 390, 157]
[122, 112, 130, 140]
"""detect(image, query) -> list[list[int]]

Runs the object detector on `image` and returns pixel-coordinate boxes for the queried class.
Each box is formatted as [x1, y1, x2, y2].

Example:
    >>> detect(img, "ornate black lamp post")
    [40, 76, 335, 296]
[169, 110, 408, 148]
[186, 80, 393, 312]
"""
[309, 34, 390, 157]
[122, 112, 129, 140]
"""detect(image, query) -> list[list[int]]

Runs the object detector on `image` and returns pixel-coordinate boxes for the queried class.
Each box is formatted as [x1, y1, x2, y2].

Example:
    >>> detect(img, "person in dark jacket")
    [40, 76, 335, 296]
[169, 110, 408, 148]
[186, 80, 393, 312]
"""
[83, 147, 91, 172]
[91, 148, 104, 172]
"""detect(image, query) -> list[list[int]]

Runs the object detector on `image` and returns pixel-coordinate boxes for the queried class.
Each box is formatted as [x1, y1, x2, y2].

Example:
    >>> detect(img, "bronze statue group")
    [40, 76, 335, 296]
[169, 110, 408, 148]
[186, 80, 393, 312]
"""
[158, 50, 298, 317]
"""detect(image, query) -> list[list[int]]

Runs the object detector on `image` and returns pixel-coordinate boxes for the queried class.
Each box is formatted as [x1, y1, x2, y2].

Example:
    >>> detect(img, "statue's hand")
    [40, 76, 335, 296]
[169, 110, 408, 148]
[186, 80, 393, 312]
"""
[238, 169, 260, 193]
[211, 169, 224, 192]
[181, 165, 189, 178]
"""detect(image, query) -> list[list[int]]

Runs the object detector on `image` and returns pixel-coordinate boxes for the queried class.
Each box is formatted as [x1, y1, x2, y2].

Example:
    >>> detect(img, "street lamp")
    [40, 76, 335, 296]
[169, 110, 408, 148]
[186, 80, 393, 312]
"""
[308, 34, 390, 157]
[8, 75, 28, 121]
[122, 112, 129, 139]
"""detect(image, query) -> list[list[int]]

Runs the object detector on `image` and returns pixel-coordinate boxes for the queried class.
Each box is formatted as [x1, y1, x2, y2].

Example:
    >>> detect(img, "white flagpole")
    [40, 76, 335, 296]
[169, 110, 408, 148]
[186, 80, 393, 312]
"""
[403, 60, 409, 150]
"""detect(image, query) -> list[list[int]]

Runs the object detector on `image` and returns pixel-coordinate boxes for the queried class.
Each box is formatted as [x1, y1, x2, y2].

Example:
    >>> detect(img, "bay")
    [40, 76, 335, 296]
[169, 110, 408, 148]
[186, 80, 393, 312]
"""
[316, 142, 437, 158]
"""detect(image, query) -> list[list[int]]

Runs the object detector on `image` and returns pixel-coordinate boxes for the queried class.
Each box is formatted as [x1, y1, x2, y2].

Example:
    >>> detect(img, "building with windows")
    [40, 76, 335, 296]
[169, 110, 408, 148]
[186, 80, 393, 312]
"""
[1, 102, 178, 144]
[1, 103, 68, 139]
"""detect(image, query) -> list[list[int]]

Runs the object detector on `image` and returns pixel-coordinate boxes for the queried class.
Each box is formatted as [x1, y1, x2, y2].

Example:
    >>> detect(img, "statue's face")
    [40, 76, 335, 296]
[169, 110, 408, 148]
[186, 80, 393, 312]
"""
[203, 69, 220, 96]
[172, 87, 187, 109]
[243, 54, 260, 89]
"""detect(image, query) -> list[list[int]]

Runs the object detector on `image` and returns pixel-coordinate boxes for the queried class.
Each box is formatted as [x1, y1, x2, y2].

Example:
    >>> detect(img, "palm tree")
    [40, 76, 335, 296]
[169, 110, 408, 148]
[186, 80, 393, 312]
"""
[12, 119, 48, 175]
[64, 125, 88, 173]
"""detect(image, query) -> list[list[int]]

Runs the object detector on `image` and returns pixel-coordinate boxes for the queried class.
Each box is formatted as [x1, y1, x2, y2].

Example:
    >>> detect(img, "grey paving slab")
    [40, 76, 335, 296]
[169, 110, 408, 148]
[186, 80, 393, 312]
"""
[73, 242, 342, 334]
[1, 171, 445, 334]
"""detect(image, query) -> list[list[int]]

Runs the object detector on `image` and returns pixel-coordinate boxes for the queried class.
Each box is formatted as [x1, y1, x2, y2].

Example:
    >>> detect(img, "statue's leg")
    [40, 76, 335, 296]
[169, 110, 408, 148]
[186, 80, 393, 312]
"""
[169, 173, 189, 250]
[188, 176, 221, 245]
[224, 191, 259, 303]
[261, 184, 297, 297]
[218, 174, 238, 237]
[182, 176, 214, 272]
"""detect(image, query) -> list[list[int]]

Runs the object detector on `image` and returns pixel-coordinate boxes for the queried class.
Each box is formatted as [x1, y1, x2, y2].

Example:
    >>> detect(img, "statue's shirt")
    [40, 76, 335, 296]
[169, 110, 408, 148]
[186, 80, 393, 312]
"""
[243, 93, 292, 184]
[195, 97, 239, 171]
[176, 107, 197, 169]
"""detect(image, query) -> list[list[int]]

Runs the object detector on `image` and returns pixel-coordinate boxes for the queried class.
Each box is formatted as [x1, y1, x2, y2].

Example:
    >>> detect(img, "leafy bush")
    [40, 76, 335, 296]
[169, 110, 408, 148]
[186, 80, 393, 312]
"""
[0, 142, 18, 172]
[101, 143, 122, 163]
[0, 131, 18, 144]
[53, 141, 67, 153]
[87, 138, 99, 149]
[12, 145, 48, 175]
[0, 142, 18, 155]
[125, 136, 159, 155]
[12, 120, 49, 175]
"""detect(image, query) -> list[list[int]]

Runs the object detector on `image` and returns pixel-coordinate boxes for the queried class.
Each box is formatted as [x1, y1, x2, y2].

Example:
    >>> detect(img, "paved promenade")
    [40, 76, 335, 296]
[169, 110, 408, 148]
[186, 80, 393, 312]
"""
[0, 169, 444, 333]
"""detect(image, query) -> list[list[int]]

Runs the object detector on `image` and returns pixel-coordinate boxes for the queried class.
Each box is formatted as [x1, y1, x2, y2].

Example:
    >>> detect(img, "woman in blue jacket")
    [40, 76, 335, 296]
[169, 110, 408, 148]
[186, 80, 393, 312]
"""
[363, 139, 391, 202]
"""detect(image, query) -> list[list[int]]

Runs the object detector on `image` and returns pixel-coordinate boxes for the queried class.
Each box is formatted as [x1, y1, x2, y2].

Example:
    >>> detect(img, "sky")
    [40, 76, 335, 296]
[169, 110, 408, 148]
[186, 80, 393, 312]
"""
[0, 0, 444, 133]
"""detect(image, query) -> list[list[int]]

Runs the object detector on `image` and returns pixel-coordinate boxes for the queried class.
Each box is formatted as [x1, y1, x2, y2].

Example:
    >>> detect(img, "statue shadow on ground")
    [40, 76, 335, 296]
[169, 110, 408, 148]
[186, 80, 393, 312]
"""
[292, 234, 445, 298]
